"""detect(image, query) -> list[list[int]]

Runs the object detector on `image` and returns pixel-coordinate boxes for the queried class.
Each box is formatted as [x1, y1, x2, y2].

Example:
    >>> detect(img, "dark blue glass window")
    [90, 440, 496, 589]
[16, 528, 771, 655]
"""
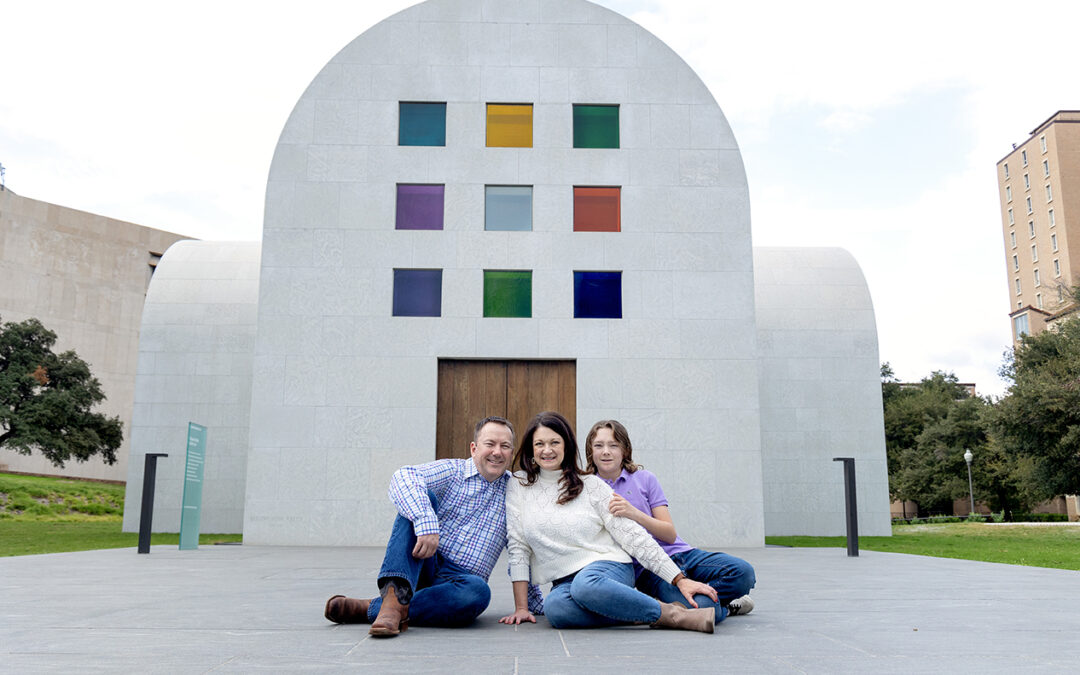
[393, 269, 442, 317]
[574, 271, 622, 319]
[399, 102, 446, 146]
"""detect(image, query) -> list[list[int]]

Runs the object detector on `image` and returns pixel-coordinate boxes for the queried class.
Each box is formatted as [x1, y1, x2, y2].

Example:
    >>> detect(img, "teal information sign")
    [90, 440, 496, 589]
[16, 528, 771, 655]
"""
[179, 422, 207, 550]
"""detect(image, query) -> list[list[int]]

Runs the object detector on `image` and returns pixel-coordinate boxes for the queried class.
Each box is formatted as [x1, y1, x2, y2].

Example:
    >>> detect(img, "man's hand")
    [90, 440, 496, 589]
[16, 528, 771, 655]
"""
[499, 608, 536, 625]
[413, 533, 439, 559]
[608, 494, 645, 521]
[674, 577, 719, 608]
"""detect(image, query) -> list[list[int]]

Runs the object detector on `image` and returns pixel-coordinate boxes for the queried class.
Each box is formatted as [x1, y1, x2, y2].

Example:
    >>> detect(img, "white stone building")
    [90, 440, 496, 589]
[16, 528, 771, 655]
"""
[123, 0, 890, 545]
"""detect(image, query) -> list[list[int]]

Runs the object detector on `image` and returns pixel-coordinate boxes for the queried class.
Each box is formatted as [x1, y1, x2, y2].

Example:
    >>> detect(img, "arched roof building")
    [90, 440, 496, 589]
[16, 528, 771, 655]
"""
[124, 0, 890, 545]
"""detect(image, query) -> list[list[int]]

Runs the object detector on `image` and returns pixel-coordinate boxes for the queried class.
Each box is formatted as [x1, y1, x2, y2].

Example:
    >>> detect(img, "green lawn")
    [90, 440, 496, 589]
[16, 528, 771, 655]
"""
[0, 472, 125, 519]
[0, 472, 241, 557]
[0, 520, 242, 556]
[766, 522, 1080, 571]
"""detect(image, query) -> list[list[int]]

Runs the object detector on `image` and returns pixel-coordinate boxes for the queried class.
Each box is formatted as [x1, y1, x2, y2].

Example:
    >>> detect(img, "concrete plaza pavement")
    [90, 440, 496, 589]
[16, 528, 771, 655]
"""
[1, 543, 1077, 673]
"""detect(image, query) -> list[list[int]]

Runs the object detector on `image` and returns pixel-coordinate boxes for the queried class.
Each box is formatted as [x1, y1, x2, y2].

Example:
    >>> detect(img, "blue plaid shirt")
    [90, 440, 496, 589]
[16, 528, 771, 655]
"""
[389, 458, 544, 614]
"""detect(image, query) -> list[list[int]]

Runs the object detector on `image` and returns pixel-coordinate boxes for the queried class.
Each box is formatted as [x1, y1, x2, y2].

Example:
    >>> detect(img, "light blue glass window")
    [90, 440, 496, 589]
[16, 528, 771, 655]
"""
[485, 186, 533, 231]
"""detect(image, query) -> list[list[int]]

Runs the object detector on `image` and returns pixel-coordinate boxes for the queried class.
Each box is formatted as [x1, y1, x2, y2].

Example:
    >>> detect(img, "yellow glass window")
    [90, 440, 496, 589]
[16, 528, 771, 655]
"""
[486, 104, 533, 147]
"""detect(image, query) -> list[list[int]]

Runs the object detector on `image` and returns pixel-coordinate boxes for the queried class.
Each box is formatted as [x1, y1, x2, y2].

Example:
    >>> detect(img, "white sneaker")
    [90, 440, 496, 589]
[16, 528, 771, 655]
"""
[727, 594, 754, 616]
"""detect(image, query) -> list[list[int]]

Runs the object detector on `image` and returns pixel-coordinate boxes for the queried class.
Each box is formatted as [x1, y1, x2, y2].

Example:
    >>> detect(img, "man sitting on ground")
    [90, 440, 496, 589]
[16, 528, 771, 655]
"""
[324, 415, 541, 636]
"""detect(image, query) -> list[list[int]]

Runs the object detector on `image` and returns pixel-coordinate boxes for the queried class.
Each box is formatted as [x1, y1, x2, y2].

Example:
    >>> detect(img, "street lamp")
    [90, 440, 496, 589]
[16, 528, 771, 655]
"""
[963, 449, 975, 515]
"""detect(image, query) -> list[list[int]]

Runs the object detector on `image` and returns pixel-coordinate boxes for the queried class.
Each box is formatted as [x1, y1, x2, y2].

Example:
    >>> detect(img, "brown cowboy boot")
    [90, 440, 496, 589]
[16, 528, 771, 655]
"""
[368, 581, 410, 637]
[650, 601, 714, 634]
[324, 595, 371, 624]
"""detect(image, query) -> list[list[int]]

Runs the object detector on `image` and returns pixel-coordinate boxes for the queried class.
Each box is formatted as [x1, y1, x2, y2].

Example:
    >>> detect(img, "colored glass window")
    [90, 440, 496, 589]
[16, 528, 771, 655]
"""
[396, 184, 444, 230]
[484, 270, 532, 318]
[398, 102, 446, 146]
[485, 186, 533, 231]
[573, 187, 620, 232]
[574, 271, 622, 319]
[392, 269, 442, 317]
[573, 105, 619, 148]
[486, 104, 533, 147]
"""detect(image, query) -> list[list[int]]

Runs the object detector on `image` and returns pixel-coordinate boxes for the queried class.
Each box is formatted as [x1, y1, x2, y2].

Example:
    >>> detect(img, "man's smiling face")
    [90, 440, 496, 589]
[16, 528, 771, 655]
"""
[470, 421, 514, 481]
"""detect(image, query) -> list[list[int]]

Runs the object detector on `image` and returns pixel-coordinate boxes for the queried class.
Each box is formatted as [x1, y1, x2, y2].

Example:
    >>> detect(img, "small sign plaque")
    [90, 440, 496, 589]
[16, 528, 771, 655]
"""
[179, 422, 207, 550]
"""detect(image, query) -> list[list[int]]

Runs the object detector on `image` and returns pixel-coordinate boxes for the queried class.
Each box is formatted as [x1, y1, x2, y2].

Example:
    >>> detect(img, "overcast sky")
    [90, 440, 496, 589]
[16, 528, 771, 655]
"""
[4, 0, 1079, 397]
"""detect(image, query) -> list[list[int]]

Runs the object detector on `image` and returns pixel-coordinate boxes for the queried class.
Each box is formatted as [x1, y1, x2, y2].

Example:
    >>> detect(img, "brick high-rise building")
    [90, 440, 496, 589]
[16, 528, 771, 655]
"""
[998, 111, 1080, 342]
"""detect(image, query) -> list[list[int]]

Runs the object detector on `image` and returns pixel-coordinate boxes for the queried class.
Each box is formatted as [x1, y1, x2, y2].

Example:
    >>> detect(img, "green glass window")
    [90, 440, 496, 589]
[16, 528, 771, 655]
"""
[399, 102, 446, 146]
[573, 105, 619, 149]
[484, 270, 532, 318]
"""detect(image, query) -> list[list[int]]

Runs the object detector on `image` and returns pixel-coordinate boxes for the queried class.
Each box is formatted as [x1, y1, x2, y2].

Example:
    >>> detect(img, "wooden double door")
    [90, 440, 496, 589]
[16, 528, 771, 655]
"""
[436, 360, 576, 461]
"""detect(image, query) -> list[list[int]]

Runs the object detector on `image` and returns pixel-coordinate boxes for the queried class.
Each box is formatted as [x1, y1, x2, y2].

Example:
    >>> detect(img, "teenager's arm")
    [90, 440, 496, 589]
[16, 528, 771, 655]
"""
[609, 495, 679, 544]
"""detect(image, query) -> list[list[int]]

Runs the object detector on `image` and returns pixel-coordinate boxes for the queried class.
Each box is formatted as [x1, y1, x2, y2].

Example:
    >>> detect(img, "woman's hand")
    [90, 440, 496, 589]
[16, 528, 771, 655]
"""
[608, 494, 645, 521]
[499, 608, 536, 625]
[674, 577, 719, 608]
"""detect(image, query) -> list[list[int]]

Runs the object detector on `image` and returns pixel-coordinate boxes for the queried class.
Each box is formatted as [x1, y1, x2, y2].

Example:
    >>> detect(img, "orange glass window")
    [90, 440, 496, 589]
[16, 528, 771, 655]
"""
[573, 187, 620, 232]
[486, 104, 533, 147]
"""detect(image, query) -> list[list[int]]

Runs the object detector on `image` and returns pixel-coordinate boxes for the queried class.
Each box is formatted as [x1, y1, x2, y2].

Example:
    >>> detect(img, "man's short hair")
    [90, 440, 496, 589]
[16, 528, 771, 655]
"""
[474, 415, 514, 444]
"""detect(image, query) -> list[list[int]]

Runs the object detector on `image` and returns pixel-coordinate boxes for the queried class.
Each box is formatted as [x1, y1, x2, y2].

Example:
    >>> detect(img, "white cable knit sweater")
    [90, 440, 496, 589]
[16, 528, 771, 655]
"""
[506, 469, 682, 585]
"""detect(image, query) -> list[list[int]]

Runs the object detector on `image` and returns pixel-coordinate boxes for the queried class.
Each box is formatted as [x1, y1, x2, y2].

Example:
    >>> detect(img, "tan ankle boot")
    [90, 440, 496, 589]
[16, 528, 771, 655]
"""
[650, 601, 714, 634]
[369, 581, 410, 637]
[324, 595, 371, 624]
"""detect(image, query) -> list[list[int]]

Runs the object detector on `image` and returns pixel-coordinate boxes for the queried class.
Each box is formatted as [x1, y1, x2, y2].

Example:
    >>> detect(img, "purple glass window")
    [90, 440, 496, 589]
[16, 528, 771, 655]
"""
[396, 184, 445, 230]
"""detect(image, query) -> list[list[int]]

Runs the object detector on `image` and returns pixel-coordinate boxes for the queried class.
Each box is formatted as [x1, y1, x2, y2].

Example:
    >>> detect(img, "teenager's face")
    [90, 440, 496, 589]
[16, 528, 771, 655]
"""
[532, 425, 565, 472]
[591, 428, 625, 479]
[470, 422, 514, 481]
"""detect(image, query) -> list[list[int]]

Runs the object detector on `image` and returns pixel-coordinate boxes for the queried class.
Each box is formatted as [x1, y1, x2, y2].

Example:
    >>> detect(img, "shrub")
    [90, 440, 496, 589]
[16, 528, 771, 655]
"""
[1010, 513, 1068, 522]
[72, 503, 110, 516]
[893, 515, 966, 525]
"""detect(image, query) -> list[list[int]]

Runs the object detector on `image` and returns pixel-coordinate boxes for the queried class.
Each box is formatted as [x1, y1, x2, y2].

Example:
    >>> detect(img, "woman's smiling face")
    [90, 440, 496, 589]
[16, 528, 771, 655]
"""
[532, 425, 565, 471]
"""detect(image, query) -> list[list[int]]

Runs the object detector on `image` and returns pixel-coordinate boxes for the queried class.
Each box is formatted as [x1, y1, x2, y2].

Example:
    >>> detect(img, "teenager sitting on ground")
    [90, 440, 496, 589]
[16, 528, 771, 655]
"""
[584, 419, 756, 623]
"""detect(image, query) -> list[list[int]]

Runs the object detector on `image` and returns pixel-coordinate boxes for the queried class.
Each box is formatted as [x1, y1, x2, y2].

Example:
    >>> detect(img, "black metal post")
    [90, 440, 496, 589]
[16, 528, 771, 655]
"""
[833, 457, 859, 557]
[138, 453, 169, 554]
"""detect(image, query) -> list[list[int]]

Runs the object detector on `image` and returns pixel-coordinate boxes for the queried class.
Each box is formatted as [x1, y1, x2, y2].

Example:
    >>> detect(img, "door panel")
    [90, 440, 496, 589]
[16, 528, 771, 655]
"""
[436, 360, 576, 461]
[506, 361, 576, 446]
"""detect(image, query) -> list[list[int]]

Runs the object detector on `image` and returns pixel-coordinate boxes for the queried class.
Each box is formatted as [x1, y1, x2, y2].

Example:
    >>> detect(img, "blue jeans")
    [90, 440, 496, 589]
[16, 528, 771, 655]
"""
[544, 560, 662, 628]
[367, 496, 491, 627]
[636, 548, 756, 623]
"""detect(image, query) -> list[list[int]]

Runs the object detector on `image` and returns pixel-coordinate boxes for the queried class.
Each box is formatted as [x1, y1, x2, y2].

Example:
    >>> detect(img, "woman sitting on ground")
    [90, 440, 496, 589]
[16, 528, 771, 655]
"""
[498, 411, 718, 633]
[585, 419, 756, 623]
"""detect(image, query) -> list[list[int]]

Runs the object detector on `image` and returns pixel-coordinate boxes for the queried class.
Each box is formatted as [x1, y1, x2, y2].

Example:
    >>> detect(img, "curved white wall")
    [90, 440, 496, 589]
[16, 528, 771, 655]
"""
[122, 240, 260, 534]
[754, 247, 891, 536]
